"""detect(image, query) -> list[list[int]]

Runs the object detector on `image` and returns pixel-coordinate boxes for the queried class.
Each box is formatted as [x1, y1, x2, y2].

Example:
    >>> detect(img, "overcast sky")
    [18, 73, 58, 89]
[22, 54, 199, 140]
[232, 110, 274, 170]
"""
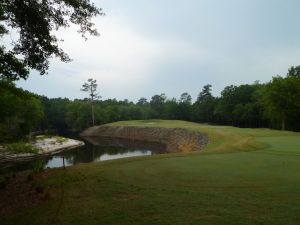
[16, 0, 300, 102]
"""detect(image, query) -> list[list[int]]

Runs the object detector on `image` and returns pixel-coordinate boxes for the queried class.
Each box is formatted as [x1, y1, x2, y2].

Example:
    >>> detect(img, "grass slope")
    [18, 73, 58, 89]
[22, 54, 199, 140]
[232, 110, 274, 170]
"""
[1, 120, 300, 225]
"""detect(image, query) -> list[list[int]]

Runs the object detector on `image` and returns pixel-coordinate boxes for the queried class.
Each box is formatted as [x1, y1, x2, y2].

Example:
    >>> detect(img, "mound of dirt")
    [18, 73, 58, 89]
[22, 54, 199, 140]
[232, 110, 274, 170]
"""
[80, 125, 209, 153]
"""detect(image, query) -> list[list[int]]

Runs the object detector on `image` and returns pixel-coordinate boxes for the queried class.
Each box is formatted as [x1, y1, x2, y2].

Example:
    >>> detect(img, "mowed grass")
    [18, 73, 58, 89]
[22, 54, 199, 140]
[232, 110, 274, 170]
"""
[2, 120, 300, 225]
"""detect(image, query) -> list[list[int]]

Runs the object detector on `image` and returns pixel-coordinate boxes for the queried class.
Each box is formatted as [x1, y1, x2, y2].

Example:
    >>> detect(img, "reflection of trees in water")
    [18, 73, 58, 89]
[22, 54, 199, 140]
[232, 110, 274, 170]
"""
[51, 137, 166, 165]
[59, 145, 93, 164]
[58, 140, 156, 165]
[83, 137, 166, 154]
[3, 137, 167, 173]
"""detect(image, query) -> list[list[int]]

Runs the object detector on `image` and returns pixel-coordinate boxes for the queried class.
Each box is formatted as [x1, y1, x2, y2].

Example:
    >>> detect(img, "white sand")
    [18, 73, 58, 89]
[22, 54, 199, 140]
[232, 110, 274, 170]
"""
[0, 137, 84, 162]
[34, 137, 84, 154]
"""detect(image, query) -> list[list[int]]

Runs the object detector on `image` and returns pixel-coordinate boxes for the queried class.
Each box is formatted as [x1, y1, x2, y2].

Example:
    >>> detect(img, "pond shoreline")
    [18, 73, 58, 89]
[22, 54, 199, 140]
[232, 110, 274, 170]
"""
[0, 137, 84, 163]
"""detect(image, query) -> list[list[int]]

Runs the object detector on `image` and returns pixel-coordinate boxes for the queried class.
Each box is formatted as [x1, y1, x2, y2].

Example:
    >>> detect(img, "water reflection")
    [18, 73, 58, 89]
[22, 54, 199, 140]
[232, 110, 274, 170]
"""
[45, 145, 152, 169]
[0, 137, 166, 173]
[99, 150, 152, 161]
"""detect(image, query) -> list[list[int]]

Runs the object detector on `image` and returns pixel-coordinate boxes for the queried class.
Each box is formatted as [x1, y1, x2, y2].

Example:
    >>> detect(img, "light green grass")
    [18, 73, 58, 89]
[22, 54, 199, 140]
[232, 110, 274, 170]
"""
[1, 120, 300, 225]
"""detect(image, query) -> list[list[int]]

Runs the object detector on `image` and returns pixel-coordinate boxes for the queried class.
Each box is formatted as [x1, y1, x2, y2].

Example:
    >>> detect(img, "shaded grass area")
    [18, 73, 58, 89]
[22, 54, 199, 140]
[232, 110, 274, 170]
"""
[1, 120, 300, 225]
[4, 142, 39, 154]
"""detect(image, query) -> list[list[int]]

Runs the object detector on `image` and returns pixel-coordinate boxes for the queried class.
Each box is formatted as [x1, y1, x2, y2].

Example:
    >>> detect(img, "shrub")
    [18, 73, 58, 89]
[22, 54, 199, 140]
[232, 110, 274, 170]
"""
[5, 142, 40, 154]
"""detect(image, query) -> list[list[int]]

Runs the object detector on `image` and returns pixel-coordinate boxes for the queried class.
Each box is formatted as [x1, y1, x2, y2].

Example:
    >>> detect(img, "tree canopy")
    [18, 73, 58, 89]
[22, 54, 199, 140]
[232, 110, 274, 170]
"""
[1, 66, 300, 142]
[0, 0, 103, 80]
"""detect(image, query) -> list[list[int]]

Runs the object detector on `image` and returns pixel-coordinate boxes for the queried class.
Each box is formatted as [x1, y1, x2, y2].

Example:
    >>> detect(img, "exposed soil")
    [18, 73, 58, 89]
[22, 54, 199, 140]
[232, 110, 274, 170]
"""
[0, 169, 59, 216]
[80, 125, 209, 152]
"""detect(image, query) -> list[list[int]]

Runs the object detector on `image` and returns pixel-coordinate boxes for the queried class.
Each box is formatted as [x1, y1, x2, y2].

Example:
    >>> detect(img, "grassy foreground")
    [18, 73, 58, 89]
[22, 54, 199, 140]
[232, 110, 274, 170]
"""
[1, 120, 300, 225]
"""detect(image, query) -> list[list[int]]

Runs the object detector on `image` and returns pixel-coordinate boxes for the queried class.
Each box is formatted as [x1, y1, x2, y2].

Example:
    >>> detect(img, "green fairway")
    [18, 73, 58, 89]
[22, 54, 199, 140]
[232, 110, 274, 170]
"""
[1, 120, 300, 225]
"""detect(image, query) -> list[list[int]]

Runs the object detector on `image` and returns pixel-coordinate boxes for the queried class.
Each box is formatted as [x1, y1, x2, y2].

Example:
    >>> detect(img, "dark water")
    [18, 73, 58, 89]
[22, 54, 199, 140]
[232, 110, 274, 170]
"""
[0, 137, 166, 174]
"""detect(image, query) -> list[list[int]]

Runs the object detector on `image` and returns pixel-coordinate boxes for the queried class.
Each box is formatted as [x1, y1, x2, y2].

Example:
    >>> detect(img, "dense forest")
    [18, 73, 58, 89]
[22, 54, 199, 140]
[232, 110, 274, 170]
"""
[1, 66, 300, 142]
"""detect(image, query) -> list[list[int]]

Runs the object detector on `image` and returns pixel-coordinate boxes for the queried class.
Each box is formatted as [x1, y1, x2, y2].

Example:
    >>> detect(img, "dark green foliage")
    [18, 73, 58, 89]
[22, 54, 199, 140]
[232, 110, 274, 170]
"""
[0, 0, 103, 80]
[164, 98, 178, 119]
[1, 66, 300, 138]
[150, 94, 167, 118]
[214, 83, 266, 127]
[177, 93, 192, 120]
[0, 80, 44, 141]
[287, 66, 300, 79]
[193, 84, 216, 123]
[262, 74, 300, 130]
[0, 47, 29, 80]
[137, 97, 148, 105]
[17, 66, 300, 132]
[41, 97, 70, 131]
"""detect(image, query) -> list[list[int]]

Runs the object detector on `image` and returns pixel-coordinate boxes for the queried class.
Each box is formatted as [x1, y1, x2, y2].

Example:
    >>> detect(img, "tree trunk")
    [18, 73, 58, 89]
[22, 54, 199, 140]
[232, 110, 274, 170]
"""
[91, 102, 95, 126]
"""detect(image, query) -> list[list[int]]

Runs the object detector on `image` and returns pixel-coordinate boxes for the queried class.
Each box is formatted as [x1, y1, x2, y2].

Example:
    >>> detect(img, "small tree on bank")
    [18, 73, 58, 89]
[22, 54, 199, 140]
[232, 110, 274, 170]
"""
[81, 78, 99, 126]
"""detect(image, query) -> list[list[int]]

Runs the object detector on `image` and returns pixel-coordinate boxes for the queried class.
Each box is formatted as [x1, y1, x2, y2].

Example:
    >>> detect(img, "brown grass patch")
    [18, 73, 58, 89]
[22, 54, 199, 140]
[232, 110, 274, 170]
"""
[0, 169, 59, 216]
[112, 192, 143, 202]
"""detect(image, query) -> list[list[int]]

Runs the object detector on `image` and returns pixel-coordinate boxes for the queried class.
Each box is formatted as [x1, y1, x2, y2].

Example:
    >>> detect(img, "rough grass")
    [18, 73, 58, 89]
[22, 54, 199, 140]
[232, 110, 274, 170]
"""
[1, 120, 300, 225]
[4, 142, 39, 154]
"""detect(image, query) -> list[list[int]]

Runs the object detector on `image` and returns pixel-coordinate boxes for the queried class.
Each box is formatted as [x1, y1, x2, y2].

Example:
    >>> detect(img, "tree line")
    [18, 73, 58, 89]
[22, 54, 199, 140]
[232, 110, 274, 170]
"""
[1, 66, 300, 142]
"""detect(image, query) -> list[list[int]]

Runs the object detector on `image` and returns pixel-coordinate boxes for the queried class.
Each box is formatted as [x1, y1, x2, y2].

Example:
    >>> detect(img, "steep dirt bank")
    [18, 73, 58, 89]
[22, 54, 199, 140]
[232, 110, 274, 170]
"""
[80, 125, 209, 153]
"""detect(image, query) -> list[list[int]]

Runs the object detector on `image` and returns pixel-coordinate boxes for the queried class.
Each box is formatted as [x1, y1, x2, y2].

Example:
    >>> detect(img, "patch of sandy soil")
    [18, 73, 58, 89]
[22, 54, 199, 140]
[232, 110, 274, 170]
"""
[0, 137, 84, 163]
[34, 137, 84, 154]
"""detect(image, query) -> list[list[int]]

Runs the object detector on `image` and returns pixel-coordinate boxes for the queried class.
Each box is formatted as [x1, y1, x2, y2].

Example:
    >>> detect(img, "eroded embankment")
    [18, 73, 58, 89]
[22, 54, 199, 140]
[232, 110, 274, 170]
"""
[80, 125, 209, 153]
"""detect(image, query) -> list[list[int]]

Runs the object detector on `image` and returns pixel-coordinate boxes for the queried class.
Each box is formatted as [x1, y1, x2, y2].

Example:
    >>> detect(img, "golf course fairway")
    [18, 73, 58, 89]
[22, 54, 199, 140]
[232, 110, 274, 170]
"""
[1, 120, 300, 225]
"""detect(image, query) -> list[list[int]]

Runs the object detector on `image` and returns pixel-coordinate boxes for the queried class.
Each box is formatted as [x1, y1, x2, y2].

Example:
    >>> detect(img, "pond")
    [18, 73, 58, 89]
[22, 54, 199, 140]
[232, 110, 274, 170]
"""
[0, 137, 166, 174]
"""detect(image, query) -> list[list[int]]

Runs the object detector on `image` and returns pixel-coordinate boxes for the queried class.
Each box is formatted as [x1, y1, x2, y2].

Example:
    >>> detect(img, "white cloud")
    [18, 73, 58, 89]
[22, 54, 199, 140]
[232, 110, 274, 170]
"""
[55, 17, 163, 88]
[35, 16, 207, 100]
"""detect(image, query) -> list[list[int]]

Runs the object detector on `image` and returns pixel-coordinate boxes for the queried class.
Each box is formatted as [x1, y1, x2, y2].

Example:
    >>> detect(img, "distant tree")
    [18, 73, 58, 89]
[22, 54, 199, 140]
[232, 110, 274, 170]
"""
[213, 84, 263, 127]
[177, 93, 192, 120]
[164, 98, 178, 119]
[41, 97, 70, 131]
[193, 84, 215, 123]
[150, 94, 166, 118]
[104, 105, 120, 122]
[65, 100, 91, 130]
[197, 84, 212, 100]
[179, 92, 192, 104]
[262, 71, 300, 130]
[119, 105, 143, 121]
[81, 78, 99, 126]
[287, 66, 300, 79]
[137, 97, 148, 105]
[0, 0, 103, 80]
[214, 85, 236, 124]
